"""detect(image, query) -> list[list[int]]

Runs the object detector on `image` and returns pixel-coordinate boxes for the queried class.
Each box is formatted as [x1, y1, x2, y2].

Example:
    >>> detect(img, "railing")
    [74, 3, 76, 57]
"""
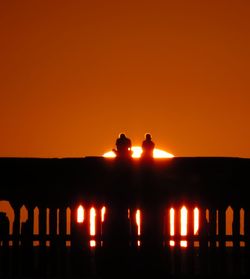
[0, 156, 250, 278]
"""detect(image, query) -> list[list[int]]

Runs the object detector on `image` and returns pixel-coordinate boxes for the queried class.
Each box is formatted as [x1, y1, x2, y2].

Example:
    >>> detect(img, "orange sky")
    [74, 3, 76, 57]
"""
[0, 0, 250, 158]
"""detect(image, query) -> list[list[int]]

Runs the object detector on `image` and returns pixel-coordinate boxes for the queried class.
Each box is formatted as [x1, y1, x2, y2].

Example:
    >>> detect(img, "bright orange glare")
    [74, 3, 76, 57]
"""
[90, 207, 96, 247]
[136, 209, 141, 247]
[101, 206, 106, 222]
[136, 209, 141, 236]
[194, 207, 199, 235]
[169, 206, 199, 247]
[90, 207, 96, 236]
[180, 206, 187, 247]
[170, 208, 175, 246]
[103, 146, 174, 158]
[77, 205, 84, 223]
[90, 240, 96, 247]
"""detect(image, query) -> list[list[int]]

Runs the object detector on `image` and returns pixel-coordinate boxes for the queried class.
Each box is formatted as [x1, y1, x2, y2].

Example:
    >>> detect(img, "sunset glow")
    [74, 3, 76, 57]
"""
[76, 205, 200, 248]
[77, 205, 84, 223]
[103, 146, 174, 158]
[101, 206, 106, 223]
[136, 209, 141, 236]
[194, 207, 199, 235]
[90, 207, 96, 236]
[170, 208, 175, 247]
[90, 207, 96, 247]
[180, 206, 187, 247]
[170, 207, 199, 247]
[136, 209, 141, 246]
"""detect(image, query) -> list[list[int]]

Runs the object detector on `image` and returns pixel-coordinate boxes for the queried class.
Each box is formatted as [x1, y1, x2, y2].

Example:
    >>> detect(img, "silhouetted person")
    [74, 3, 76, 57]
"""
[113, 133, 132, 158]
[141, 133, 155, 159]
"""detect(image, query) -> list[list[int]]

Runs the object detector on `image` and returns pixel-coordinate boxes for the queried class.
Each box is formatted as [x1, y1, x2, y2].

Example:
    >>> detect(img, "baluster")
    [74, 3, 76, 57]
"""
[209, 207, 216, 248]
[129, 207, 138, 248]
[20, 204, 34, 277]
[0, 210, 10, 278]
[38, 205, 47, 277]
[11, 202, 22, 278]
[164, 206, 173, 276]
[232, 206, 241, 275]
[59, 207, 67, 277]
[186, 206, 195, 276]
[12, 203, 21, 247]
[38, 206, 46, 247]
[244, 207, 250, 276]
[199, 206, 208, 276]
[50, 207, 57, 244]
[27, 206, 34, 237]
[59, 207, 67, 240]
[218, 206, 226, 275]
[173, 205, 181, 276]
[48, 207, 57, 277]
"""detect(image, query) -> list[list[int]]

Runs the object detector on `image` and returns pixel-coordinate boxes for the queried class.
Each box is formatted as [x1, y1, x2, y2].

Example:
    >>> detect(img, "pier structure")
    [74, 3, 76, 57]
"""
[0, 156, 250, 278]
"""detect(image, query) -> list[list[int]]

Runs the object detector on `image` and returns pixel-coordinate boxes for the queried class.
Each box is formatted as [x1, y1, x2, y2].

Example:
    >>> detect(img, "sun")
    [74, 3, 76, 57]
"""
[103, 146, 174, 158]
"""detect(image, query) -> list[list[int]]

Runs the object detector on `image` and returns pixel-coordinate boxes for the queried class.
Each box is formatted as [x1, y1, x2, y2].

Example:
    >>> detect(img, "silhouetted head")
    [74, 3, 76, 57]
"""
[145, 133, 152, 140]
[119, 133, 126, 139]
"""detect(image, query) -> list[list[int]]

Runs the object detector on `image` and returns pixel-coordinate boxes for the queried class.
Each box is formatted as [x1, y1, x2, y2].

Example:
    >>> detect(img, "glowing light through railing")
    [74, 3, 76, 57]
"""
[136, 209, 141, 246]
[75, 205, 200, 248]
[169, 206, 199, 247]
[170, 208, 175, 246]
[90, 207, 96, 247]
[180, 206, 187, 247]
[101, 206, 106, 222]
[77, 205, 84, 223]
[194, 207, 199, 235]
[103, 146, 174, 158]
[136, 209, 141, 236]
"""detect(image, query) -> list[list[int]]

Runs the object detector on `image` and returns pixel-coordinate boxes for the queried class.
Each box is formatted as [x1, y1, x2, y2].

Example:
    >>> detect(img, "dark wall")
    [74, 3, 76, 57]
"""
[0, 156, 249, 208]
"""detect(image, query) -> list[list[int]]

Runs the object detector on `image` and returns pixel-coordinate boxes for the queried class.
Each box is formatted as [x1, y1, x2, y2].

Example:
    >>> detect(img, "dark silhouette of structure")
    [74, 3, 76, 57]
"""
[141, 133, 155, 159]
[114, 133, 132, 158]
[0, 156, 250, 278]
[0, 212, 9, 245]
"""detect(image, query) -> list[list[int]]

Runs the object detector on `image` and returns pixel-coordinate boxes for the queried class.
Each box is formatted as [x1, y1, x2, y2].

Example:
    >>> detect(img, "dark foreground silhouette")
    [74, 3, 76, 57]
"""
[141, 133, 155, 159]
[113, 133, 133, 158]
[0, 156, 250, 278]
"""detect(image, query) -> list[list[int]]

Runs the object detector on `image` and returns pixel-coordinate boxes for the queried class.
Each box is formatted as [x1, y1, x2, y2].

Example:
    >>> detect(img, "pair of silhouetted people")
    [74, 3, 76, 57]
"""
[114, 133, 155, 159]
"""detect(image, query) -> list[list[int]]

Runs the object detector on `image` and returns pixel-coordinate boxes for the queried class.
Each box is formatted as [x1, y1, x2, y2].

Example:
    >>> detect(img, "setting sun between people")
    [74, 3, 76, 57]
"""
[103, 146, 174, 158]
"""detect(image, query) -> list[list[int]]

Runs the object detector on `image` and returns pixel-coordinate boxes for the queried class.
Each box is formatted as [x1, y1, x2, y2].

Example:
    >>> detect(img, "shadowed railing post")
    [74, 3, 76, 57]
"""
[59, 206, 67, 277]
[50, 207, 57, 245]
[138, 160, 166, 277]
[12, 202, 21, 247]
[11, 201, 22, 278]
[20, 204, 34, 277]
[0, 211, 10, 278]
[38, 205, 47, 277]
[49, 206, 58, 277]
[208, 206, 217, 274]
[1, 157, 250, 278]
[164, 206, 173, 276]
[91, 205, 101, 277]
[187, 205, 195, 276]
[218, 206, 226, 275]
[232, 205, 241, 275]
[199, 206, 208, 276]
[244, 207, 250, 275]
[172, 204, 181, 276]
[209, 207, 216, 248]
